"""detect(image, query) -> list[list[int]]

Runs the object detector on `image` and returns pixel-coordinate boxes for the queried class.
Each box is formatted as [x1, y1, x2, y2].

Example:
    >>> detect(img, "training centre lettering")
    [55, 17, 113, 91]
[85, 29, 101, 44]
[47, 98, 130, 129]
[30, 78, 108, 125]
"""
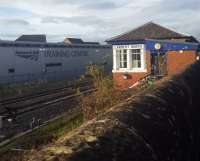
[15, 49, 89, 61]
[44, 49, 88, 58]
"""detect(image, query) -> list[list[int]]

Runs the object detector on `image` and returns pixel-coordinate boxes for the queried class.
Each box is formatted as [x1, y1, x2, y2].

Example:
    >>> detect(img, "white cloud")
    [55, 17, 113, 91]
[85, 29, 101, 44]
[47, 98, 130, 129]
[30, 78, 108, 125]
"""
[0, 0, 199, 42]
[0, 19, 29, 26]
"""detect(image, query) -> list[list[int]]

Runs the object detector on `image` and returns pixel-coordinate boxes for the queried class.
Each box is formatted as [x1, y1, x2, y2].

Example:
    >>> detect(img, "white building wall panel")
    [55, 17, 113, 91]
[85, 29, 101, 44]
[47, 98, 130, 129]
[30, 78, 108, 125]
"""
[0, 45, 112, 84]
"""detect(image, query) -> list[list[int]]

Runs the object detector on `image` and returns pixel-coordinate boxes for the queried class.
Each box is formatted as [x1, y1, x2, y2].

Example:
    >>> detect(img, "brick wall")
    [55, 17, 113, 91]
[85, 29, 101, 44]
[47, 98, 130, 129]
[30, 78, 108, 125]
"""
[113, 50, 197, 90]
[113, 51, 151, 89]
[167, 50, 197, 76]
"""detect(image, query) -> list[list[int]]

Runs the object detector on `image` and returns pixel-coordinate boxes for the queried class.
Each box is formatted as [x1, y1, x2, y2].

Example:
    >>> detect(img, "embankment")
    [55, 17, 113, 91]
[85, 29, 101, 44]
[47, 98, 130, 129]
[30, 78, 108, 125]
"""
[28, 61, 200, 161]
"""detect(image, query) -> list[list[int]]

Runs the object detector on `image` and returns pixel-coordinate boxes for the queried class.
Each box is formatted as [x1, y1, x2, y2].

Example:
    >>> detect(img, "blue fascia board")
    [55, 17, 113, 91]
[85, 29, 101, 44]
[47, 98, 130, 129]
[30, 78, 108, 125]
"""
[145, 39, 198, 53]
[198, 44, 200, 51]
[107, 39, 145, 45]
[108, 39, 199, 54]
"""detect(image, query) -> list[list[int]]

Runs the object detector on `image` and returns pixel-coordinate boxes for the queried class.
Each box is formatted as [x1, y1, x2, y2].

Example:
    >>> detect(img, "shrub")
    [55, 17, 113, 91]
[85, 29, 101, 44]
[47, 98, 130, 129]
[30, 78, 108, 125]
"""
[79, 64, 121, 120]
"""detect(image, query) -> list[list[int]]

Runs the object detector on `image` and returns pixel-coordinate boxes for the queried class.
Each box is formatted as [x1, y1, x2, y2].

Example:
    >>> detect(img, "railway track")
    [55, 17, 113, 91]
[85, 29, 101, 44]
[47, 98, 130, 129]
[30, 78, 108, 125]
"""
[0, 81, 95, 144]
[0, 81, 92, 119]
[0, 80, 90, 106]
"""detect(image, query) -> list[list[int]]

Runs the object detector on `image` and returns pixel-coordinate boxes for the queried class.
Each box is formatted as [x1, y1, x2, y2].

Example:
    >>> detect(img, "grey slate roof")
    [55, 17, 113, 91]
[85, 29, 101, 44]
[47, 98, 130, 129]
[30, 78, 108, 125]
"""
[84, 42, 100, 45]
[64, 38, 84, 44]
[16, 35, 47, 43]
[106, 22, 198, 43]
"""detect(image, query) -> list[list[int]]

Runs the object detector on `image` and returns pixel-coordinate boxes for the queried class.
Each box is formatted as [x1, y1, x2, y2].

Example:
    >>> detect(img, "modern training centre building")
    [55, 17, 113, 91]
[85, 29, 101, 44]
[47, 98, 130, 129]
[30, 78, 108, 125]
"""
[0, 35, 112, 84]
[106, 22, 199, 89]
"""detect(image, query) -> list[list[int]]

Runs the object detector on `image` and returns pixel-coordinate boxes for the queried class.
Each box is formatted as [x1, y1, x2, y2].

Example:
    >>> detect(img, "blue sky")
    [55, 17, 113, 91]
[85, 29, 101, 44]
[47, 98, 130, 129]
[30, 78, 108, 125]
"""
[0, 0, 199, 42]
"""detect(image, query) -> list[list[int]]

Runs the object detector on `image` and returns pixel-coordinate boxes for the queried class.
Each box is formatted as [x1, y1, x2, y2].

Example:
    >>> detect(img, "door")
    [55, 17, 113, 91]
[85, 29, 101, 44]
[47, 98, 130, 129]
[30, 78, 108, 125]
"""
[151, 53, 167, 76]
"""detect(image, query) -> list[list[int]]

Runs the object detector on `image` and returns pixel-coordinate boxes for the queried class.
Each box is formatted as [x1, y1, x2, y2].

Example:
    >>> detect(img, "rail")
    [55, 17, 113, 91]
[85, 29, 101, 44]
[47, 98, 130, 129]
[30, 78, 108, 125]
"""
[0, 81, 96, 146]
[0, 80, 93, 120]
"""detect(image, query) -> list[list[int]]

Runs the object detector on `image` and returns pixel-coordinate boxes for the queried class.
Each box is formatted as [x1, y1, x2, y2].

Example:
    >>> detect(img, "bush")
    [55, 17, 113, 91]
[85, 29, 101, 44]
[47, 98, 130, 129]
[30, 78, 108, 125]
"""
[79, 64, 121, 120]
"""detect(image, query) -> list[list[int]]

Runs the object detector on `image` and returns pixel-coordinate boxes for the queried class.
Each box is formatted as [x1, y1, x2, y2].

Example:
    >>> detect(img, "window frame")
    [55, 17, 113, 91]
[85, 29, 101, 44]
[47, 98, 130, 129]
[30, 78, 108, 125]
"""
[130, 49, 142, 69]
[113, 44, 146, 73]
[116, 49, 128, 69]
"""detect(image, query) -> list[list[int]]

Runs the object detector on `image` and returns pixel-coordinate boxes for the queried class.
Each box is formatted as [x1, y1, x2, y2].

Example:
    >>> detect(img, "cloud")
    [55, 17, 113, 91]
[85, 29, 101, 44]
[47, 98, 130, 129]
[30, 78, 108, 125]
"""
[0, 33, 20, 40]
[41, 16, 106, 27]
[0, 0, 199, 42]
[79, 1, 121, 10]
[0, 19, 30, 26]
[158, 0, 200, 11]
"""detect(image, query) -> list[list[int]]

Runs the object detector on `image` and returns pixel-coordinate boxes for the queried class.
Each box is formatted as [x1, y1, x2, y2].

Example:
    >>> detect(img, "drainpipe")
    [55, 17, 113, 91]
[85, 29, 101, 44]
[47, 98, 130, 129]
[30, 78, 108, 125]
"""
[154, 43, 162, 75]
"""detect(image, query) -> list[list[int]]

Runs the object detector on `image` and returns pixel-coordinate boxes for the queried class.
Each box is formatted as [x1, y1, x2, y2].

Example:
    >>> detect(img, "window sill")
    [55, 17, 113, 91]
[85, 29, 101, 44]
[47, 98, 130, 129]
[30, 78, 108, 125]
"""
[112, 69, 147, 73]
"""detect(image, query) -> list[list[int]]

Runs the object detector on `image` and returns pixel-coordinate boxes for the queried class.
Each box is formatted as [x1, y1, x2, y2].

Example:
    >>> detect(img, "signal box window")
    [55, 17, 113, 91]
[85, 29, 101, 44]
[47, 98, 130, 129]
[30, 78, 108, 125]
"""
[131, 49, 141, 68]
[116, 49, 127, 69]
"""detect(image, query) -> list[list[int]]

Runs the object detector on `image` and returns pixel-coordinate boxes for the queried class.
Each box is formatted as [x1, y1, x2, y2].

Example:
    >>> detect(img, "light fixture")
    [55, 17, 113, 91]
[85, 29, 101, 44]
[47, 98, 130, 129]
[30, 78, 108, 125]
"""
[154, 43, 161, 50]
[179, 50, 184, 53]
[123, 73, 128, 80]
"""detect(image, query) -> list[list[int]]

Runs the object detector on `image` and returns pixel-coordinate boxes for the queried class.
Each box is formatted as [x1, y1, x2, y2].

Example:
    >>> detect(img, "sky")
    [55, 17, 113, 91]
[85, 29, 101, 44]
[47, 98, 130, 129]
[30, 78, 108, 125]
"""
[0, 0, 199, 43]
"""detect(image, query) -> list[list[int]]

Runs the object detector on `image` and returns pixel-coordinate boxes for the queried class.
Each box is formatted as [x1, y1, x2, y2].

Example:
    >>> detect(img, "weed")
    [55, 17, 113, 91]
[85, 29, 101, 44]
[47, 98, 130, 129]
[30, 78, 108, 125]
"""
[79, 64, 122, 120]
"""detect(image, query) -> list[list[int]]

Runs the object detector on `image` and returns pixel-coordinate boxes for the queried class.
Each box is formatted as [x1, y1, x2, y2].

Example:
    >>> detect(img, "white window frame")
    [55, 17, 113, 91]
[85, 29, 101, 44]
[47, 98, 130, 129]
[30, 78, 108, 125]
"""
[112, 44, 147, 73]
[116, 49, 128, 69]
[130, 49, 142, 69]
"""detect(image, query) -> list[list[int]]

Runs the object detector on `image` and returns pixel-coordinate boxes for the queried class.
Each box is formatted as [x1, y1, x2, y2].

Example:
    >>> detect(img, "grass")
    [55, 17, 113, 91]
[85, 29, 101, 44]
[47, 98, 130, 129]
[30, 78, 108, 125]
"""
[0, 64, 152, 160]
[80, 64, 123, 120]
[0, 79, 71, 98]
[0, 110, 84, 158]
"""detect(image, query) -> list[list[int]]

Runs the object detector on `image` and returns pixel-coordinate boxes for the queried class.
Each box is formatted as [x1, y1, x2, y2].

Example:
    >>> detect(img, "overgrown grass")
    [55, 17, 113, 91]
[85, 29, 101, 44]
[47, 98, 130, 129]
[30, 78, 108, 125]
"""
[0, 110, 84, 158]
[0, 79, 71, 98]
[79, 64, 123, 120]
[0, 64, 140, 160]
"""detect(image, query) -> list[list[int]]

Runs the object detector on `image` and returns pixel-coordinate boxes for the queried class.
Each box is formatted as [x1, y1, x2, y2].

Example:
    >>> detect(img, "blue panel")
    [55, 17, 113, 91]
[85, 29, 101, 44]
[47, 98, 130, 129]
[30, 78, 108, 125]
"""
[108, 40, 145, 45]
[198, 44, 200, 51]
[145, 40, 198, 54]
[109, 39, 199, 56]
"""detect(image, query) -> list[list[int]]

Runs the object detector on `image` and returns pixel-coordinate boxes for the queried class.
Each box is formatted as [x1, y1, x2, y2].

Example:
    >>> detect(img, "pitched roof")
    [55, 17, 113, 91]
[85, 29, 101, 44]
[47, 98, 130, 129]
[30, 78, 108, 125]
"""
[106, 22, 193, 42]
[64, 38, 84, 44]
[83, 42, 100, 45]
[16, 35, 47, 43]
